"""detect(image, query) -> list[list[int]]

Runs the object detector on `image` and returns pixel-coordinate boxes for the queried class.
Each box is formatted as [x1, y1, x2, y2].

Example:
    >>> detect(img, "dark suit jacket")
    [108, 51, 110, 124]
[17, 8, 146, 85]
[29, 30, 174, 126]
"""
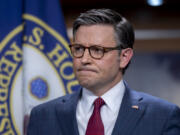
[27, 84, 180, 135]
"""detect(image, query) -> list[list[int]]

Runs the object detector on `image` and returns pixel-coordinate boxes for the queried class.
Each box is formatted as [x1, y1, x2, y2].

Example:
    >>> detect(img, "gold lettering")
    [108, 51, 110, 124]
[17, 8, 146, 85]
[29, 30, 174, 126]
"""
[0, 74, 10, 88]
[60, 62, 74, 80]
[29, 27, 44, 45]
[6, 42, 22, 62]
[0, 118, 11, 132]
[0, 88, 8, 101]
[2, 129, 15, 135]
[0, 42, 21, 88]
[48, 43, 68, 67]
[67, 80, 79, 93]
[1, 57, 16, 78]
[0, 102, 8, 117]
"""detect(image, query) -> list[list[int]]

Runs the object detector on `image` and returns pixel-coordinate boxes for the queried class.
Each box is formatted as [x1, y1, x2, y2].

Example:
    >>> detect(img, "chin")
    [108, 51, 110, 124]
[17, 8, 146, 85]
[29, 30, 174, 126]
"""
[79, 79, 94, 88]
[79, 79, 90, 86]
[77, 74, 93, 81]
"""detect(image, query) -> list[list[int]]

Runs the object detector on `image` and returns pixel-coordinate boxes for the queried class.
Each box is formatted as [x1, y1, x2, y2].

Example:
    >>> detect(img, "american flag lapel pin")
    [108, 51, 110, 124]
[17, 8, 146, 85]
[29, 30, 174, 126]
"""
[132, 105, 139, 110]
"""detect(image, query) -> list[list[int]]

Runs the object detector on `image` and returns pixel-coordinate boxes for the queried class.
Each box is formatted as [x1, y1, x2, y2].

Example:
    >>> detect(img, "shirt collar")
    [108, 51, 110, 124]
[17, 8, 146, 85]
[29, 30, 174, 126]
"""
[102, 80, 125, 113]
[81, 88, 98, 114]
[81, 80, 125, 114]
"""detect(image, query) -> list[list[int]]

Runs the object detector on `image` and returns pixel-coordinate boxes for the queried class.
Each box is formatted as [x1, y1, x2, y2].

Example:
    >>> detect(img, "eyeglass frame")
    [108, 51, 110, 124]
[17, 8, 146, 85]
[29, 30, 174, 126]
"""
[69, 43, 124, 59]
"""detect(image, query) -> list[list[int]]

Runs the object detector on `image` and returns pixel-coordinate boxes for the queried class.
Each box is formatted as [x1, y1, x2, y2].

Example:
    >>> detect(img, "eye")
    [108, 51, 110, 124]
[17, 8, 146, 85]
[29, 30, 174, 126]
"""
[91, 46, 103, 54]
[73, 45, 84, 52]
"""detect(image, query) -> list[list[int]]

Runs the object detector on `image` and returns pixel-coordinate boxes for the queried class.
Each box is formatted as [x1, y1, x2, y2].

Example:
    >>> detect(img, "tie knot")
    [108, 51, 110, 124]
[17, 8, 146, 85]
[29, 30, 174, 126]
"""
[94, 97, 105, 109]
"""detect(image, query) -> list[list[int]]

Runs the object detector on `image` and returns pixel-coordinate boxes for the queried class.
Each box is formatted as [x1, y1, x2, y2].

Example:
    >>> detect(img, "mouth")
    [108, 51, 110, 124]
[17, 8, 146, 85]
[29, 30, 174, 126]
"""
[77, 67, 97, 73]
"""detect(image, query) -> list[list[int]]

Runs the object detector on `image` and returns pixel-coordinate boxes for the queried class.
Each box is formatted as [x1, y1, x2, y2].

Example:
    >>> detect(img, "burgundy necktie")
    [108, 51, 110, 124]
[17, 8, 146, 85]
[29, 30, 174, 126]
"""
[86, 97, 105, 135]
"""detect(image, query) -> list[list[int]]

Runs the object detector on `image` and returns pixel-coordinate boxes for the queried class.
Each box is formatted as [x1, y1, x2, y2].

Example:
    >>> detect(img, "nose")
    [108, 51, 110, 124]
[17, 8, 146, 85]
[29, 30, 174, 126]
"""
[81, 48, 92, 64]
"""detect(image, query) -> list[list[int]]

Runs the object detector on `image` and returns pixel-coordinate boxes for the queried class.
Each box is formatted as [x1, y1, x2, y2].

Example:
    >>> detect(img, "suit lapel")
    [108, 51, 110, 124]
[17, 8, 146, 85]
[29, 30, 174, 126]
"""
[112, 86, 147, 135]
[54, 85, 147, 135]
[55, 90, 82, 135]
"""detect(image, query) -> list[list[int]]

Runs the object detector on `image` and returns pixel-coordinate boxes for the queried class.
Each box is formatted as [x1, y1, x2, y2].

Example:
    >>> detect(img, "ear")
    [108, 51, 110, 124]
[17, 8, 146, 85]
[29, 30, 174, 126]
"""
[119, 48, 133, 68]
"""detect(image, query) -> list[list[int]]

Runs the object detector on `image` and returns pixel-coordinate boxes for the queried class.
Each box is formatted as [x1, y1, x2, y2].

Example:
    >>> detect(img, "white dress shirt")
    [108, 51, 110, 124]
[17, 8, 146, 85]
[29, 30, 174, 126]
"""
[76, 80, 125, 135]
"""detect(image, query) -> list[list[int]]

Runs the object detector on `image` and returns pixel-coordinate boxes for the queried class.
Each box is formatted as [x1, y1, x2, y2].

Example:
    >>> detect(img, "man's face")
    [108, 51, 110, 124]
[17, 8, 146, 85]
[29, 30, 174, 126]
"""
[73, 25, 126, 95]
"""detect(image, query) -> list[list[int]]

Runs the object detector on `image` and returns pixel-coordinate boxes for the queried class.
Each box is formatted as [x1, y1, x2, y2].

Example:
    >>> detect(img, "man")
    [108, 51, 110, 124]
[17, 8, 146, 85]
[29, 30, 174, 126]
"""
[27, 9, 180, 135]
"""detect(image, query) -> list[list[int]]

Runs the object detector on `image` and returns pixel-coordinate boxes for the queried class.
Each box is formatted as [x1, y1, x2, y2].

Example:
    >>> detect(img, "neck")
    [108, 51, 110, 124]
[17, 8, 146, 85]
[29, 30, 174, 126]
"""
[87, 77, 123, 97]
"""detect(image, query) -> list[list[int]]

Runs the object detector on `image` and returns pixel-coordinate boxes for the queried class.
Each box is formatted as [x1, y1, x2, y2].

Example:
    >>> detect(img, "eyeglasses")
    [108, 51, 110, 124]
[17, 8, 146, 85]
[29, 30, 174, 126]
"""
[69, 44, 123, 59]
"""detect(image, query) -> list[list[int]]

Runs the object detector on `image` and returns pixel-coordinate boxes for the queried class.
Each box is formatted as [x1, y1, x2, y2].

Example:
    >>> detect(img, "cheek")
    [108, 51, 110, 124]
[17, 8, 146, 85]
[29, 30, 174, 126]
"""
[73, 58, 80, 66]
[107, 61, 120, 75]
[102, 54, 120, 67]
[98, 59, 119, 73]
[72, 59, 79, 71]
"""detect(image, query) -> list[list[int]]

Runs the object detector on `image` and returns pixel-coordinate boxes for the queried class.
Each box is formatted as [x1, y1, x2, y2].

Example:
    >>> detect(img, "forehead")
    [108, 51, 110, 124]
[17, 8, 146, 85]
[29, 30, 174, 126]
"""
[74, 25, 116, 46]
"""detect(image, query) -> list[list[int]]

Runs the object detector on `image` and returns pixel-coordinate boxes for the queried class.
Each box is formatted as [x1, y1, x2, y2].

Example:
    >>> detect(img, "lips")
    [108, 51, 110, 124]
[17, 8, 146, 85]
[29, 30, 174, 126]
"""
[77, 67, 97, 73]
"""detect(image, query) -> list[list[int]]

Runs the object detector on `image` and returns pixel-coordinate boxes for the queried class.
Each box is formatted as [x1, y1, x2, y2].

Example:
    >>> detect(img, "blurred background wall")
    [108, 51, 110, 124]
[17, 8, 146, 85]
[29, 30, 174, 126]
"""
[60, 0, 180, 106]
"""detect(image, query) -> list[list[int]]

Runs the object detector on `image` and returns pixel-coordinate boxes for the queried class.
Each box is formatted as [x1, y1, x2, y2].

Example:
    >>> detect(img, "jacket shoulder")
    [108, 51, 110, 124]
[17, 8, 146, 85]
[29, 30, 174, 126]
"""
[31, 90, 80, 113]
[131, 89, 180, 114]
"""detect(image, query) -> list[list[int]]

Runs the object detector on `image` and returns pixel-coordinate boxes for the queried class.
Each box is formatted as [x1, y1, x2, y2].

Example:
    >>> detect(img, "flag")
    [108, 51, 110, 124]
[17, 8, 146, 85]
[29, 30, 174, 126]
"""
[0, 0, 80, 134]
[0, 0, 24, 134]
